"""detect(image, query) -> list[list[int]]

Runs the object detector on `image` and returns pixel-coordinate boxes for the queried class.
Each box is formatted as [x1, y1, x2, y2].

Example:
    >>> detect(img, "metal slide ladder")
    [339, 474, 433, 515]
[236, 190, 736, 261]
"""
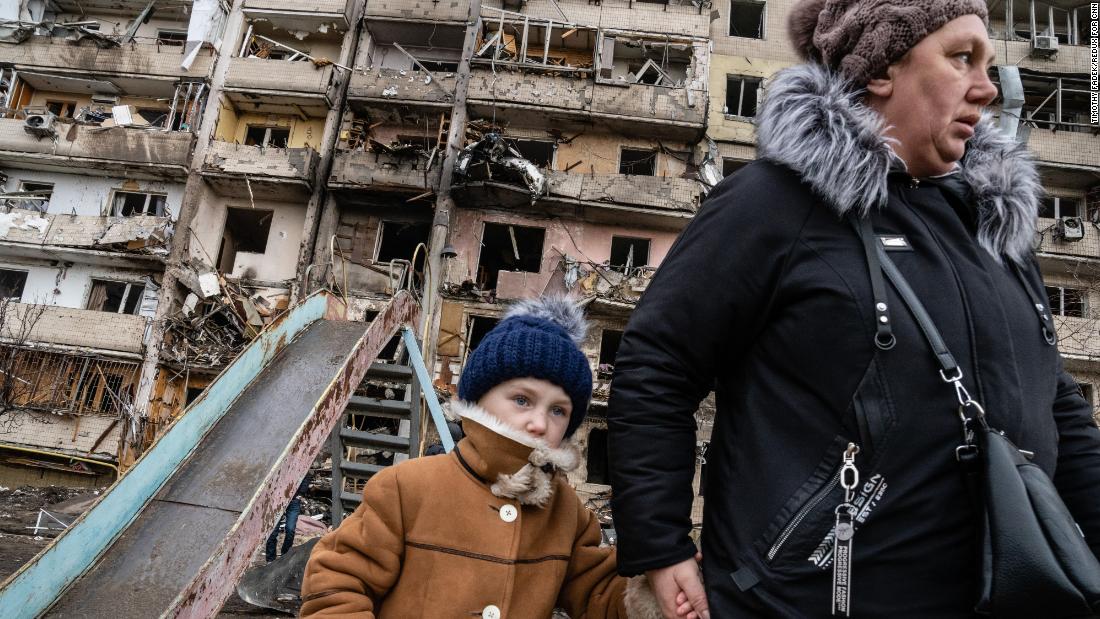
[0, 290, 434, 618]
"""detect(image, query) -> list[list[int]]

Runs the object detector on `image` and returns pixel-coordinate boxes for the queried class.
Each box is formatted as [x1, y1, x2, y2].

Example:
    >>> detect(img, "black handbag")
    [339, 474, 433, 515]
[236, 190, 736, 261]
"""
[852, 216, 1100, 617]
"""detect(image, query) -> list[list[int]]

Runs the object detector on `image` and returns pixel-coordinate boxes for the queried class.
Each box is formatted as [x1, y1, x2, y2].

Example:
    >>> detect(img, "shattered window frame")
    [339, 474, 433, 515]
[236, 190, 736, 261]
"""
[597, 329, 623, 376]
[1045, 285, 1088, 318]
[0, 268, 28, 301]
[111, 190, 168, 217]
[87, 279, 145, 316]
[476, 222, 547, 291]
[222, 206, 275, 257]
[722, 158, 750, 177]
[156, 29, 188, 46]
[45, 99, 77, 119]
[585, 427, 611, 485]
[15, 180, 54, 212]
[609, 236, 651, 270]
[618, 148, 658, 176]
[725, 75, 761, 118]
[728, 0, 766, 39]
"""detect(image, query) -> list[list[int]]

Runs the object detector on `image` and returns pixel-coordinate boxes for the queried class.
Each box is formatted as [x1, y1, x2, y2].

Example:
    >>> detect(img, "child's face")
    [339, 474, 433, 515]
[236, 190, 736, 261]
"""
[478, 377, 572, 448]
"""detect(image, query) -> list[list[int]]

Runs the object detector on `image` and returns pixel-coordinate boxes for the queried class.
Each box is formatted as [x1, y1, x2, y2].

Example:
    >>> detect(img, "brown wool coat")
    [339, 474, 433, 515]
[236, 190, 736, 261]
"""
[301, 401, 658, 619]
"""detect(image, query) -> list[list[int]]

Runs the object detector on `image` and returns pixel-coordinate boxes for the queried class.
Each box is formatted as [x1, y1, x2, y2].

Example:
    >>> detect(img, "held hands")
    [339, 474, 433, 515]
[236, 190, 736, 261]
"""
[645, 552, 709, 619]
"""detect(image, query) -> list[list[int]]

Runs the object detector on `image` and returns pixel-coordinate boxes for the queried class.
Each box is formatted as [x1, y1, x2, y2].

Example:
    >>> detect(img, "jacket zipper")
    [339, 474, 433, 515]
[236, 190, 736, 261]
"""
[766, 442, 859, 562]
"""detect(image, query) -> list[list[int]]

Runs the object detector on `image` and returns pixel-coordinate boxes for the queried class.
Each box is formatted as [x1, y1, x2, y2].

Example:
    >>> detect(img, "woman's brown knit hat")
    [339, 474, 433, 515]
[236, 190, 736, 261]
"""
[788, 0, 988, 85]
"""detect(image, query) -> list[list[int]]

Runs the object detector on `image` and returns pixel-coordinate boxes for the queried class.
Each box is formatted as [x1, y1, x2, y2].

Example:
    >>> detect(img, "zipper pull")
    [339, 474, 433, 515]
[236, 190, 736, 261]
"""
[832, 443, 860, 616]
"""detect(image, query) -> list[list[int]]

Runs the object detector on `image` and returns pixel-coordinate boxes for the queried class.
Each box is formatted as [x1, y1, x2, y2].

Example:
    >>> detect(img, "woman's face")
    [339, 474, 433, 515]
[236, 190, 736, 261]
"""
[866, 15, 999, 177]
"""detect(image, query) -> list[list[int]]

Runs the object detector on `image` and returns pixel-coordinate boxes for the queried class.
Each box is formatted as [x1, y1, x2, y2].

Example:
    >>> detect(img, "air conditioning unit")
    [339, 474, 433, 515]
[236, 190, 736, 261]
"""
[23, 111, 57, 139]
[1031, 35, 1059, 57]
[1057, 216, 1085, 241]
[91, 92, 119, 105]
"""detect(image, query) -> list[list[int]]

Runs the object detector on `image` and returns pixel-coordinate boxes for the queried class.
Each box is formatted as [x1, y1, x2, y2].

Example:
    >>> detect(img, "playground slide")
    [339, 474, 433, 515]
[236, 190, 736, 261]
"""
[0, 290, 418, 618]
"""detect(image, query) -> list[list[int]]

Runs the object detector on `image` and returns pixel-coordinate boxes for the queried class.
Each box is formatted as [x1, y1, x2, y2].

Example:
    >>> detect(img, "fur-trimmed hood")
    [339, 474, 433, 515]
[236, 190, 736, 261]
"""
[756, 63, 1042, 264]
[450, 399, 581, 507]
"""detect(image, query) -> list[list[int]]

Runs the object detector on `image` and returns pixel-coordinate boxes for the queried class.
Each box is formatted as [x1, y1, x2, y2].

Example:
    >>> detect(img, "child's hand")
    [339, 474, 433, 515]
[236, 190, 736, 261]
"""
[673, 553, 705, 618]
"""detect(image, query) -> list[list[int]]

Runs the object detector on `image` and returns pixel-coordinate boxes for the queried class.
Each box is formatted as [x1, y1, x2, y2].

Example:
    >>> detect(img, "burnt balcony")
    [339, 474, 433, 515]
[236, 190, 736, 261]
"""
[0, 36, 214, 79]
[346, 68, 456, 109]
[201, 141, 320, 199]
[0, 118, 193, 177]
[466, 69, 705, 140]
[329, 149, 441, 194]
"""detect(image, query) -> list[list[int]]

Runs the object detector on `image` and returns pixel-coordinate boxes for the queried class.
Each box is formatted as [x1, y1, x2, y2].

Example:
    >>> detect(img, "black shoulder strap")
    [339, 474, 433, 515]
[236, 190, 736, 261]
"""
[848, 215, 896, 350]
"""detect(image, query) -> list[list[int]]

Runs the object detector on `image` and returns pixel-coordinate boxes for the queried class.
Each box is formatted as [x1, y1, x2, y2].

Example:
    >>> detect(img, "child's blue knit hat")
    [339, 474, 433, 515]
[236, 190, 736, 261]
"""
[458, 296, 592, 438]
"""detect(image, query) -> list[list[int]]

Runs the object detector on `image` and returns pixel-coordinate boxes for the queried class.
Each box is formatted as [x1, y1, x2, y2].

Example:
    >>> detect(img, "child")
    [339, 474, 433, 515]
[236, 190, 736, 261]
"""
[301, 296, 671, 618]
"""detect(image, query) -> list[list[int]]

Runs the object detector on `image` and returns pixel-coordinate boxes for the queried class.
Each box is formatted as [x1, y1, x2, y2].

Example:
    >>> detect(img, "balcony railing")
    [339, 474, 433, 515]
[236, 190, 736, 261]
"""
[346, 68, 456, 106]
[0, 118, 193, 174]
[329, 149, 441, 191]
[224, 57, 336, 101]
[0, 342, 140, 419]
[202, 141, 320, 186]
[0, 36, 214, 78]
[0, 207, 171, 256]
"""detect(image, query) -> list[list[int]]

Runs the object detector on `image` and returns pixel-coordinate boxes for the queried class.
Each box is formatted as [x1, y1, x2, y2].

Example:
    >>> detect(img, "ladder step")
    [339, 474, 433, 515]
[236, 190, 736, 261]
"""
[346, 397, 413, 418]
[340, 491, 363, 506]
[366, 362, 413, 381]
[339, 427, 410, 451]
[340, 460, 387, 477]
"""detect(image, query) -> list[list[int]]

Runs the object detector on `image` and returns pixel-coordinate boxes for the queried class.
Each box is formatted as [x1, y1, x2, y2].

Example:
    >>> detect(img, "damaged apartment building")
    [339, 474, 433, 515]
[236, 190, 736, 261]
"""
[315, 0, 716, 524]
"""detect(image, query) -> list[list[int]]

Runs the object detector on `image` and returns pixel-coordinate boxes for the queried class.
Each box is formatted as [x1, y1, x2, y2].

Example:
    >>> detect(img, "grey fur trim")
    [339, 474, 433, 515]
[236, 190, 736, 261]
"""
[757, 64, 1040, 264]
[960, 113, 1042, 264]
[452, 400, 581, 507]
[756, 63, 895, 217]
[624, 576, 664, 619]
[504, 295, 588, 345]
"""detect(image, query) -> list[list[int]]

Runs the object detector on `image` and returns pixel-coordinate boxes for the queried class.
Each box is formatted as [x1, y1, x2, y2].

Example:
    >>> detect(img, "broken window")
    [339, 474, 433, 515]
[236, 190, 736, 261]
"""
[240, 28, 312, 62]
[45, 100, 77, 119]
[1016, 73, 1092, 132]
[185, 386, 206, 405]
[477, 10, 596, 75]
[218, 208, 273, 273]
[136, 108, 178, 130]
[1005, 0, 1090, 45]
[466, 315, 500, 353]
[87, 280, 143, 315]
[113, 191, 168, 217]
[244, 126, 291, 148]
[586, 428, 610, 485]
[377, 221, 431, 287]
[609, 237, 650, 270]
[510, 139, 556, 168]
[619, 148, 657, 176]
[1046, 286, 1087, 318]
[600, 36, 692, 86]
[598, 329, 623, 378]
[156, 30, 188, 46]
[729, 0, 766, 38]
[725, 76, 761, 117]
[723, 159, 749, 177]
[477, 223, 546, 291]
[0, 269, 28, 301]
[14, 181, 53, 212]
[1038, 196, 1082, 219]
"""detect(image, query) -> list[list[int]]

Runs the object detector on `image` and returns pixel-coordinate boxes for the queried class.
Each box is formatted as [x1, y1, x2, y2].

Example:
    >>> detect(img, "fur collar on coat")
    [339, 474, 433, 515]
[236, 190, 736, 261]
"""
[451, 400, 582, 507]
[755, 63, 1043, 265]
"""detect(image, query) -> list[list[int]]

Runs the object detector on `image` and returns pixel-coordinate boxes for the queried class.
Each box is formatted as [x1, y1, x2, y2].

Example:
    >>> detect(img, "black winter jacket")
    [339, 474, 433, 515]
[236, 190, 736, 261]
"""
[607, 65, 1100, 617]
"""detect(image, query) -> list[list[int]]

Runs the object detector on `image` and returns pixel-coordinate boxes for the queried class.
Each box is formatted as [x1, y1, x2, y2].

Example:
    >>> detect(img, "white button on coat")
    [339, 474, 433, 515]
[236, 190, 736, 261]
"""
[482, 604, 501, 619]
[499, 504, 518, 522]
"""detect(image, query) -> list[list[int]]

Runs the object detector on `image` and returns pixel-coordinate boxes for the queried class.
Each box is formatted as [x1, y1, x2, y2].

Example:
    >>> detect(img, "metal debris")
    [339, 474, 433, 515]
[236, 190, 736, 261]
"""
[454, 132, 548, 201]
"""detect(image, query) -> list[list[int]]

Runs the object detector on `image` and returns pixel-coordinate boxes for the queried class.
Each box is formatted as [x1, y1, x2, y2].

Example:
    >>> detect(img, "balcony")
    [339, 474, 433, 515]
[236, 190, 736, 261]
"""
[223, 58, 337, 114]
[4, 304, 147, 354]
[243, 0, 355, 27]
[0, 208, 171, 265]
[1027, 128, 1100, 169]
[201, 141, 320, 199]
[546, 171, 702, 212]
[363, 0, 469, 22]
[0, 36, 214, 79]
[0, 118, 193, 177]
[346, 68, 456, 109]
[1034, 217, 1100, 261]
[991, 36, 1093, 75]
[466, 70, 705, 140]
[328, 150, 441, 193]
[479, 0, 709, 38]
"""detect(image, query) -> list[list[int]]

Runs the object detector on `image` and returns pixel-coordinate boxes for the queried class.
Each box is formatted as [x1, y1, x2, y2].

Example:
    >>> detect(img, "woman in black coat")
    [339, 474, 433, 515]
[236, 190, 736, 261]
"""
[607, 1, 1100, 617]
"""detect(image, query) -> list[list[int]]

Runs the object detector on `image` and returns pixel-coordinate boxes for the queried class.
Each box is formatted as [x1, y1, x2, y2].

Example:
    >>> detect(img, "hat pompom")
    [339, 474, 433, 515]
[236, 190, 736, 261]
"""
[503, 295, 588, 345]
[788, 0, 828, 62]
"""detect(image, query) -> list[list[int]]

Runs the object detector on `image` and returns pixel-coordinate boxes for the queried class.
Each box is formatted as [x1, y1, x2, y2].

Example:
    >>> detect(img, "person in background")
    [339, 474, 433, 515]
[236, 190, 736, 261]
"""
[266, 471, 312, 562]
